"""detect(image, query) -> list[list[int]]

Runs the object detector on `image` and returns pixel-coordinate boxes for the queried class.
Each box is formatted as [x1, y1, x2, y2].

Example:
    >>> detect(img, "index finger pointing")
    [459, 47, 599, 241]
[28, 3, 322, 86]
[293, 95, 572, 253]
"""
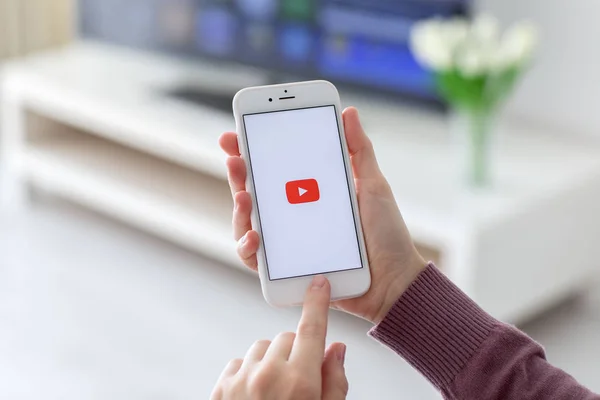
[290, 275, 331, 369]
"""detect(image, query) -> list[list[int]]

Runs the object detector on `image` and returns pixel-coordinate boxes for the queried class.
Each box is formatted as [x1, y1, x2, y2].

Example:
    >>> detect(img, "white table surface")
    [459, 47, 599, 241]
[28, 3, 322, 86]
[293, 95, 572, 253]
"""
[0, 197, 599, 399]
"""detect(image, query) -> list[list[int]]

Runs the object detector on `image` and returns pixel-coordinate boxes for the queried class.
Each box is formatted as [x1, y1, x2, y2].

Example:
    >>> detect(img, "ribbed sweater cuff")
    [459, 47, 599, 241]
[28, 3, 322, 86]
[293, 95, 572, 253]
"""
[369, 263, 496, 391]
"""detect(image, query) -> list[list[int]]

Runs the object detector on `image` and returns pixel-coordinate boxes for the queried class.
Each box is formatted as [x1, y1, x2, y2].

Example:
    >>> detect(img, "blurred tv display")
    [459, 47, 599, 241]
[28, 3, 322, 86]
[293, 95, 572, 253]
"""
[79, 0, 468, 100]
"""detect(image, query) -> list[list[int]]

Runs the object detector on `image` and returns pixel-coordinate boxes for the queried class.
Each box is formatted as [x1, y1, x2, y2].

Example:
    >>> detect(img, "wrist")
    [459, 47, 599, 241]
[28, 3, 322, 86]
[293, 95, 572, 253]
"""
[372, 253, 428, 325]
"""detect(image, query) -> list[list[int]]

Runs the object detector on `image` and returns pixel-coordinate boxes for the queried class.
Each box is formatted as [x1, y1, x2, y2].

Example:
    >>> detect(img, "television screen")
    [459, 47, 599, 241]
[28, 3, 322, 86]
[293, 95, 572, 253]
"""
[79, 0, 468, 101]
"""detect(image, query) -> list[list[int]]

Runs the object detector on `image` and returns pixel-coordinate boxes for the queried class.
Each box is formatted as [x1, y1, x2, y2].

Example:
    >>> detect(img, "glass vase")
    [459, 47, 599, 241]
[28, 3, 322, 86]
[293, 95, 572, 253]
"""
[452, 109, 496, 188]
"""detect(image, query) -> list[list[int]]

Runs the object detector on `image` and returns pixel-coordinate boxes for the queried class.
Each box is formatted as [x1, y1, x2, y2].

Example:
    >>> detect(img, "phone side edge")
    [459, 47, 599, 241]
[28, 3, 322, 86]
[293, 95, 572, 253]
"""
[232, 90, 273, 305]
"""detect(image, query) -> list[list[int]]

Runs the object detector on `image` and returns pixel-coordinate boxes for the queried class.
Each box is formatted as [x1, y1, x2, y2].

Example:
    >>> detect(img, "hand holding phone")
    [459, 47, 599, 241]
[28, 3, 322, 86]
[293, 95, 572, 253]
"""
[232, 81, 370, 306]
[225, 81, 427, 318]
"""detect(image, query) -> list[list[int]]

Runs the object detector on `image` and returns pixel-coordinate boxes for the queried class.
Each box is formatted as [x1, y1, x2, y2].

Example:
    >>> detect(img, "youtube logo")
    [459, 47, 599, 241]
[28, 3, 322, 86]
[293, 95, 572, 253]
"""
[286, 179, 320, 204]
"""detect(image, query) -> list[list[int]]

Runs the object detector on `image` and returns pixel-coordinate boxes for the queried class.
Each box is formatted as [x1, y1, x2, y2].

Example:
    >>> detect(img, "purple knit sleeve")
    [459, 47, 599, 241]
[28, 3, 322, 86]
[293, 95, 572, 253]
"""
[369, 263, 599, 400]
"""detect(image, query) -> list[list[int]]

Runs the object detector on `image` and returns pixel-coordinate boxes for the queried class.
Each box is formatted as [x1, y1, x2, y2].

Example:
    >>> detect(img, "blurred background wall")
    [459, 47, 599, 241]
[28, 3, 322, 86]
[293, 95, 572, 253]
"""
[482, 0, 600, 141]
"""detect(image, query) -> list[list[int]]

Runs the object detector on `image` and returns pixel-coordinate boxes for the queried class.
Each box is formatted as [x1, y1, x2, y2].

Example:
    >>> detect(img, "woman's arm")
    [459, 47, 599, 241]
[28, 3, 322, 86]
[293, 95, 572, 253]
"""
[370, 264, 599, 400]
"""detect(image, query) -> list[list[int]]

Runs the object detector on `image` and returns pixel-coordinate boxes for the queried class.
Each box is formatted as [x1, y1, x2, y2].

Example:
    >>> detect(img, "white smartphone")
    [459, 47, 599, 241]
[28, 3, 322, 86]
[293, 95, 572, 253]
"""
[232, 80, 371, 307]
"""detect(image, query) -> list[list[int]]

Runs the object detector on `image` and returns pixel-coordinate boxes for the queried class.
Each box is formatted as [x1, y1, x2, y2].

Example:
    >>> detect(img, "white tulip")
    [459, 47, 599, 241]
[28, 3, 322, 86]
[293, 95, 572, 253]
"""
[501, 21, 539, 66]
[410, 20, 453, 71]
[410, 15, 538, 76]
[470, 14, 500, 45]
[456, 46, 487, 77]
[443, 18, 469, 49]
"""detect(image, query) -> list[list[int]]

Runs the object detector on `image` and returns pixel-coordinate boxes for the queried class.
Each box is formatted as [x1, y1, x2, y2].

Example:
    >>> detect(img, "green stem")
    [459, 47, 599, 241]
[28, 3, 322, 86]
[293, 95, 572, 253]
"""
[469, 111, 491, 187]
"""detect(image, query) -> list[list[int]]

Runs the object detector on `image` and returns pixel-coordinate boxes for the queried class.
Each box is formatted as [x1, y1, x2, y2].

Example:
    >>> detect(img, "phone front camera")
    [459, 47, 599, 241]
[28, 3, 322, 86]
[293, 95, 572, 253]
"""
[269, 98, 273, 102]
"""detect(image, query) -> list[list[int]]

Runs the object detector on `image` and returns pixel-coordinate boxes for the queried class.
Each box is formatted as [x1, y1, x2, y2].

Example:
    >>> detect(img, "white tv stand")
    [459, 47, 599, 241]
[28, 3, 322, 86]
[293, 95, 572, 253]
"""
[2, 42, 600, 323]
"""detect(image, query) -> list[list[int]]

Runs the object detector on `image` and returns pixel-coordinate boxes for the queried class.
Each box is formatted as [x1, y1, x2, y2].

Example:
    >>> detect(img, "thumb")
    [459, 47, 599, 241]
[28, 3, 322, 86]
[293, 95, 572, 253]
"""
[321, 343, 349, 400]
[342, 107, 381, 180]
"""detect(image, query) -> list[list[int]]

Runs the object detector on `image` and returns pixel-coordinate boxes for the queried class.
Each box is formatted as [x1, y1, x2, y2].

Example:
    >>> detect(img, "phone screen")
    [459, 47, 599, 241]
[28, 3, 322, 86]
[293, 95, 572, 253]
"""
[243, 105, 363, 281]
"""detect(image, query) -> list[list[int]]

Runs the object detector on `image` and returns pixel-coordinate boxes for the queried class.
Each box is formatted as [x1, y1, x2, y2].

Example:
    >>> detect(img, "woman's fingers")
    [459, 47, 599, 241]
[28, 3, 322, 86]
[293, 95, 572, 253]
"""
[226, 156, 247, 196]
[321, 343, 349, 400]
[233, 191, 253, 240]
[222, 138, 256, 269]
[219, 132, 240, 156]
[342, 107, 382, 180]
[237, 230, 259, 272]
[264, 331, 296, 361]
[218, 358, 243, 380]
[290, 276, 331, 370]
[242, 340, 271, 368]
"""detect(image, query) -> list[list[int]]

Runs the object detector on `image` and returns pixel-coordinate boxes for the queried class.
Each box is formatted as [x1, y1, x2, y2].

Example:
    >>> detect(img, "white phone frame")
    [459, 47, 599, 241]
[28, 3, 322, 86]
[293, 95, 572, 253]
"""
[232, 80, 371, 307]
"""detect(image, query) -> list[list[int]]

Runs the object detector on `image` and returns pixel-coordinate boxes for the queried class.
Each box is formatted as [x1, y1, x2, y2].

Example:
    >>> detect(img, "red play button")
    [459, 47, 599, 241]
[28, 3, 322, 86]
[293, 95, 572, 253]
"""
[286, 179, 320, 204]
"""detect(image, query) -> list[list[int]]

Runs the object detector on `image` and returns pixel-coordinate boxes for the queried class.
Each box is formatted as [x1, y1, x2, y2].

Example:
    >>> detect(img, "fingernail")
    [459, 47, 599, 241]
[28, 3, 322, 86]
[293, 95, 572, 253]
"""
[311, 275, 327, 290]
[337, 344, 347, 364]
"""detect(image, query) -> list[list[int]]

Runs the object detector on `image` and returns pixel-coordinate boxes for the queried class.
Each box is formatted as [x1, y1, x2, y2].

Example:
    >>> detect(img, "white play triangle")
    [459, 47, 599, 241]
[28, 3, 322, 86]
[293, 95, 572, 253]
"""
[298, 187, 308, 196]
